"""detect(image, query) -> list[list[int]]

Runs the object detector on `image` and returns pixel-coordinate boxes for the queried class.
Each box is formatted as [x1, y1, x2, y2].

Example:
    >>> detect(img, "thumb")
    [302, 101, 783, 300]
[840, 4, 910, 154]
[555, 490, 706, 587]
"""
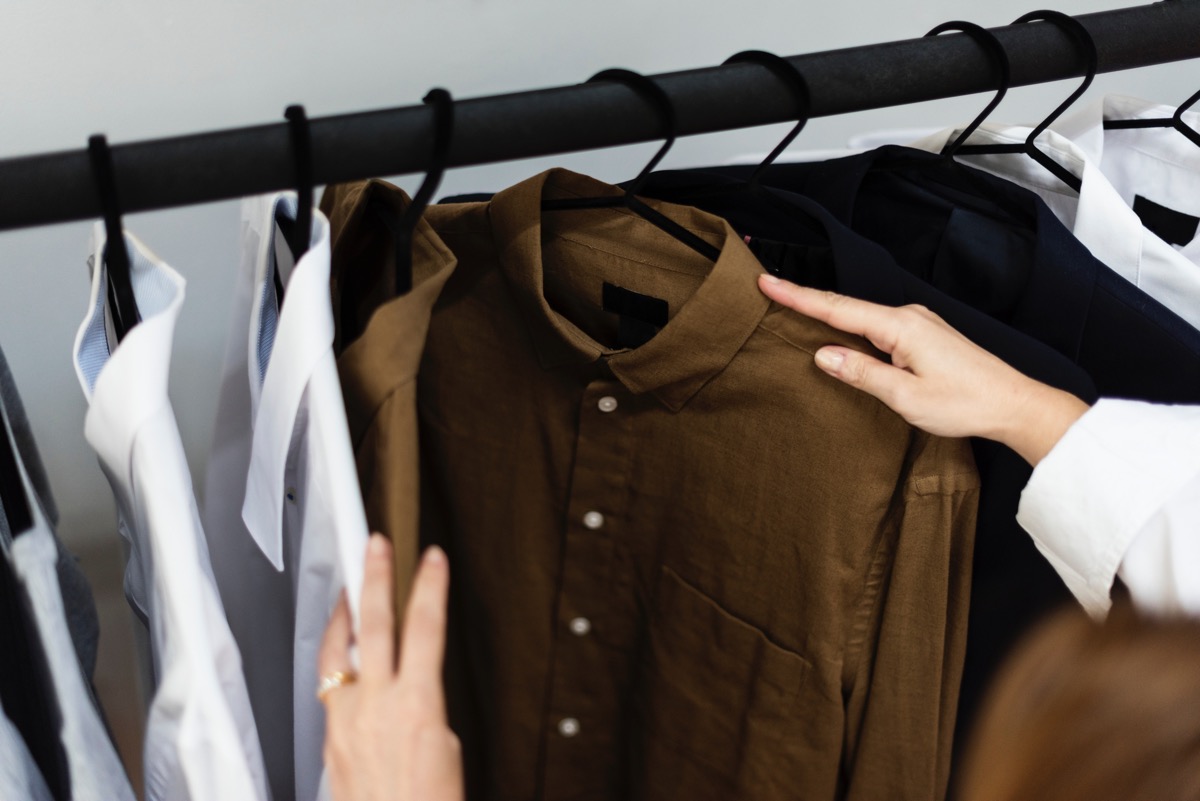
[814, 346, 913, 410]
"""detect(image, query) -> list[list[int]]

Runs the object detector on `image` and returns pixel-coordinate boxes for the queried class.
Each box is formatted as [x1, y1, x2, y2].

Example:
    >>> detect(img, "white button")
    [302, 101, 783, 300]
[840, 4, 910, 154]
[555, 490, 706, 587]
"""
[558, 717, 581, 738]
[583, 511, 604, 530]
[569, 617, 591, 636]
[598, 396, 618, 413]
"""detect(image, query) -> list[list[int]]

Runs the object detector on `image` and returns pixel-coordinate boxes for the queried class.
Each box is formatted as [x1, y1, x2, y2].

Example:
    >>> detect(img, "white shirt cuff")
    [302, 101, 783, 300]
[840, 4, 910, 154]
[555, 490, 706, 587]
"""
[1017, 399, 1200, 619]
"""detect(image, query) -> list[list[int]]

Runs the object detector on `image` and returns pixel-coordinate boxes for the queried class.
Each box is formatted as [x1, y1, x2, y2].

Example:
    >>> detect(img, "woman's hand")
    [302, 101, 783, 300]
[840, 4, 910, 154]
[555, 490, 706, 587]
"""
[759, 275, 1089, 466]
[320, 536, 464, 801]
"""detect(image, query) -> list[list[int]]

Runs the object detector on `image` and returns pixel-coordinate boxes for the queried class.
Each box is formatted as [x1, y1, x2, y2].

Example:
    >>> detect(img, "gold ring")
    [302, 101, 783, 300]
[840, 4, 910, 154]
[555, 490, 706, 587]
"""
[316, 670, 358, 702]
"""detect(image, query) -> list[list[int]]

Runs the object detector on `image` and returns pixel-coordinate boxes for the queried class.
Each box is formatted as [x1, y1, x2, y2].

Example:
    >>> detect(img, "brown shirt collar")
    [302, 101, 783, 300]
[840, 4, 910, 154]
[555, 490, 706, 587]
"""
[490, 168, 771, 411]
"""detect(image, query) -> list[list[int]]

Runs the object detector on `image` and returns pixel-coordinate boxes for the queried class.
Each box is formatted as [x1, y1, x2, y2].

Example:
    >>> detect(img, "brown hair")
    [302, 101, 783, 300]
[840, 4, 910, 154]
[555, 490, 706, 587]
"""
[957, 603, 1200, 801]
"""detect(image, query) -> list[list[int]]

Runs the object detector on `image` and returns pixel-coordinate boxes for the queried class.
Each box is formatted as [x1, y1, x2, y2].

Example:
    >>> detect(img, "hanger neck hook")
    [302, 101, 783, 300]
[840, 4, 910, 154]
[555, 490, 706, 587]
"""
[1011, 10, 1095, 192]
[394, 87, 454, 296]
[87, 134, 140, 342]
[586, 69, 676, 200]
[722, 51, 810, 189]
[1172, 87, 1200, 148]
[284, 104, 314, 262]
[924, 21, 1011, 156]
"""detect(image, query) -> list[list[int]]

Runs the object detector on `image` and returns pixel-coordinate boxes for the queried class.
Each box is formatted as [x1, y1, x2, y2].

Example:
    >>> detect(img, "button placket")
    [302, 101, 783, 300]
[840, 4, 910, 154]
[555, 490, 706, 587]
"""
[542, 379, 636, 795]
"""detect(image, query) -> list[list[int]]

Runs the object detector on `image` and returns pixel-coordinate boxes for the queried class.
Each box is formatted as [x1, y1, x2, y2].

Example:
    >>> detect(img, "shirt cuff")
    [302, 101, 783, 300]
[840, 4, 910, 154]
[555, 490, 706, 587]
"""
[1017, 399, 1200, 619]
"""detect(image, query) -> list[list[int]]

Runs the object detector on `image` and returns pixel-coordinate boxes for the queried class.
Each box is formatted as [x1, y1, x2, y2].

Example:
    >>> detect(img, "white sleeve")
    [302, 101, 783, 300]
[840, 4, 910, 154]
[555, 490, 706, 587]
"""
[1016, 399, 1200, 619]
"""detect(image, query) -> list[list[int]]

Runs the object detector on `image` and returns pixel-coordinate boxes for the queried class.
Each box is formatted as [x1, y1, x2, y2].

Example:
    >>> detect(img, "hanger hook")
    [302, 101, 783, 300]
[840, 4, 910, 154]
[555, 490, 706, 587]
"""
[87, 134, 141, 341]
[586, 69, 676, 199]
[721, 51, 810, 188]
[394, 87, 454, 295]
[1012, 10, 1096, 191]
[284, 104, 314, 261]
[924, 21, 1011, 156]
[1171, 87, 1200, 148]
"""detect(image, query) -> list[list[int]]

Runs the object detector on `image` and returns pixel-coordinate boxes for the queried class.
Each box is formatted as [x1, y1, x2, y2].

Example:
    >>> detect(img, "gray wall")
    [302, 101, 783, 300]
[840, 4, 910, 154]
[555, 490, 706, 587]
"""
[0, 0, 1194, 548]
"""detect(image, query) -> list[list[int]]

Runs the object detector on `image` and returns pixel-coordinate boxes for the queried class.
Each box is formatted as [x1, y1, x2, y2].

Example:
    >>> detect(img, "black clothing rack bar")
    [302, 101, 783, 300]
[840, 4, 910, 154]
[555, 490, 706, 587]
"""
[0, 1, 1197, 233]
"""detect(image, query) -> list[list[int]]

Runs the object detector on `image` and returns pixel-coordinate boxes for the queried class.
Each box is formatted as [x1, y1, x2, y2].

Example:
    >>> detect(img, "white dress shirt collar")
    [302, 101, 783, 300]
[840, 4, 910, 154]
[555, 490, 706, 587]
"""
[73, 228, 183, 491]
[241, 195, 333, 570]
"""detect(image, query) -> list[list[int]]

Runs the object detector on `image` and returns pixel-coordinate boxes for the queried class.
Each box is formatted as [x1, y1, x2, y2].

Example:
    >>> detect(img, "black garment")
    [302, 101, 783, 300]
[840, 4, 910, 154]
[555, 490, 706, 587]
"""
[0, 534, 70, 801]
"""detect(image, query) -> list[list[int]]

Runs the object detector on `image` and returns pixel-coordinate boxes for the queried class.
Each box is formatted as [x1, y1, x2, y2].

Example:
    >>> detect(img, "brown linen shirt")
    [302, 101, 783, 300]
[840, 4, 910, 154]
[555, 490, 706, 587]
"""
[323, 169, 980, 801]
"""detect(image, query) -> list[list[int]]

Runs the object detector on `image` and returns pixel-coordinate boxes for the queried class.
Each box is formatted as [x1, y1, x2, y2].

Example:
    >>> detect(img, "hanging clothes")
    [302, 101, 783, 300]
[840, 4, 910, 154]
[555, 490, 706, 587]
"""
[322, 179, 457, 612]
[324, 169, 981, 801]
[0, 513, 68, 801]
[0, 399, 132, 801]
[909, 123, 1200, 333]
[0, 344, 100, 681]
[72, 226, 271, 801]
[1052, 94, 1200, 304]
[203, 193, 368, 801]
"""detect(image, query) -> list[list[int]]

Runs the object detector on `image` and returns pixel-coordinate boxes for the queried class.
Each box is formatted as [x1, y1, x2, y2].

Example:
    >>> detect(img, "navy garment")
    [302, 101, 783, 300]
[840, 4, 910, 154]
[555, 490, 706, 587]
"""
[707, 147, 1200, 402]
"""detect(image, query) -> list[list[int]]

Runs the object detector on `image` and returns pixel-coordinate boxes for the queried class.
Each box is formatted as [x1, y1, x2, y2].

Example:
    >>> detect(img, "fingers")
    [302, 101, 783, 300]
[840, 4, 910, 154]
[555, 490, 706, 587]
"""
[318, 591, 355, 680]
[398, 547, 451, 706]
[358, 534, 397, 684]
[759, 274, 907, 353]
[814, 346, 916, 410]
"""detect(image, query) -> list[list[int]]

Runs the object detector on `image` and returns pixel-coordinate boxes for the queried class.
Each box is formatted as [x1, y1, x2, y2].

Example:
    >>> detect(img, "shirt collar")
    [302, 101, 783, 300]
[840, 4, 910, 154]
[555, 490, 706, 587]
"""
[240, 195, 334, 570]
[74, 223, 185, 494]
[489, 168, 771, 412]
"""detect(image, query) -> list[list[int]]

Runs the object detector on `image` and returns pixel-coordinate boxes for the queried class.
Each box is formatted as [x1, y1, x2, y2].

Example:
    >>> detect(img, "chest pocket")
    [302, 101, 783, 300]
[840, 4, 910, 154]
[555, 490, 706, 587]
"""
[628, 566, 839, 801]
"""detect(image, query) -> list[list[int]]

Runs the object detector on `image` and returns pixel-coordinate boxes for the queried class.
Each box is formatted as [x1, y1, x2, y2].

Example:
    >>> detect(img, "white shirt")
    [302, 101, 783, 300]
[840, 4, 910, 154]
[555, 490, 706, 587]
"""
[909, 123, 1200, 332]
[1018, 398, 1200, 619]
[73, 225, 271, 801]
[203, 193, 367, 801]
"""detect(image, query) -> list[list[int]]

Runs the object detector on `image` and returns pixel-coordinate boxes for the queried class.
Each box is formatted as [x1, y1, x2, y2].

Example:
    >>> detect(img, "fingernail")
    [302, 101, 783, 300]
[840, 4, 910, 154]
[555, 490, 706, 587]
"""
[424, 546, 447, 566]
[760, 274, 781, 285]
[368, 535, 388, 556]
[815, 348, 845, 372]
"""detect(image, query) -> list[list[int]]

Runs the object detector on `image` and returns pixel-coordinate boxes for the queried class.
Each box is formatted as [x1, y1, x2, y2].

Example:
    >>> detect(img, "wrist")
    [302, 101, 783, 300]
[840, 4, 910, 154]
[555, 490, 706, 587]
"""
[994, 378, 1089, 466]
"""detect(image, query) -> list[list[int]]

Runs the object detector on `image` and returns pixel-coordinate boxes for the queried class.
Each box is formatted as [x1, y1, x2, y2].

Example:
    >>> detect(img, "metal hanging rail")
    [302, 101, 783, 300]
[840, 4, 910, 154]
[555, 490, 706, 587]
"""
[0, 0, 1196, 232]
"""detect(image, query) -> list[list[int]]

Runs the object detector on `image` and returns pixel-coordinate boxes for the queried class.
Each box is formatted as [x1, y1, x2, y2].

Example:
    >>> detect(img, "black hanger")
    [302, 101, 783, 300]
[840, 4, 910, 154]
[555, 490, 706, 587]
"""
[954, 10, 1097, 193]
[87, 135, 141, 343]
[924, 22, 1012, 156]
[1103, 87, 1200, 148]
[279, 105, 314, 260]
[0, 402, 32, 539]
[366, 88, 454, 297]
[271, 104, 315, 307]
[722, 51, 811, 189]
[542, 69, 721, 262]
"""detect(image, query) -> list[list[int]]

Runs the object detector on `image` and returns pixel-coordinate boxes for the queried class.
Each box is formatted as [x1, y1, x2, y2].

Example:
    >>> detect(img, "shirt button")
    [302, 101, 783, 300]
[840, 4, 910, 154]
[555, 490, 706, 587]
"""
[598, 396, 618, 413]
[569, 617, 592, 636]
[583, 511, 604, 530]
[558, 717, 581, 738]
[285, 487, 297, 503]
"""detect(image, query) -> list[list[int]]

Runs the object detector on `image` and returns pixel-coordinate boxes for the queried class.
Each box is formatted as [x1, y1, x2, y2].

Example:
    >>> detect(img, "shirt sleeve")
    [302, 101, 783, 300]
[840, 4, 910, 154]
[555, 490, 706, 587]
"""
[1017, 399, 1200, 618]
